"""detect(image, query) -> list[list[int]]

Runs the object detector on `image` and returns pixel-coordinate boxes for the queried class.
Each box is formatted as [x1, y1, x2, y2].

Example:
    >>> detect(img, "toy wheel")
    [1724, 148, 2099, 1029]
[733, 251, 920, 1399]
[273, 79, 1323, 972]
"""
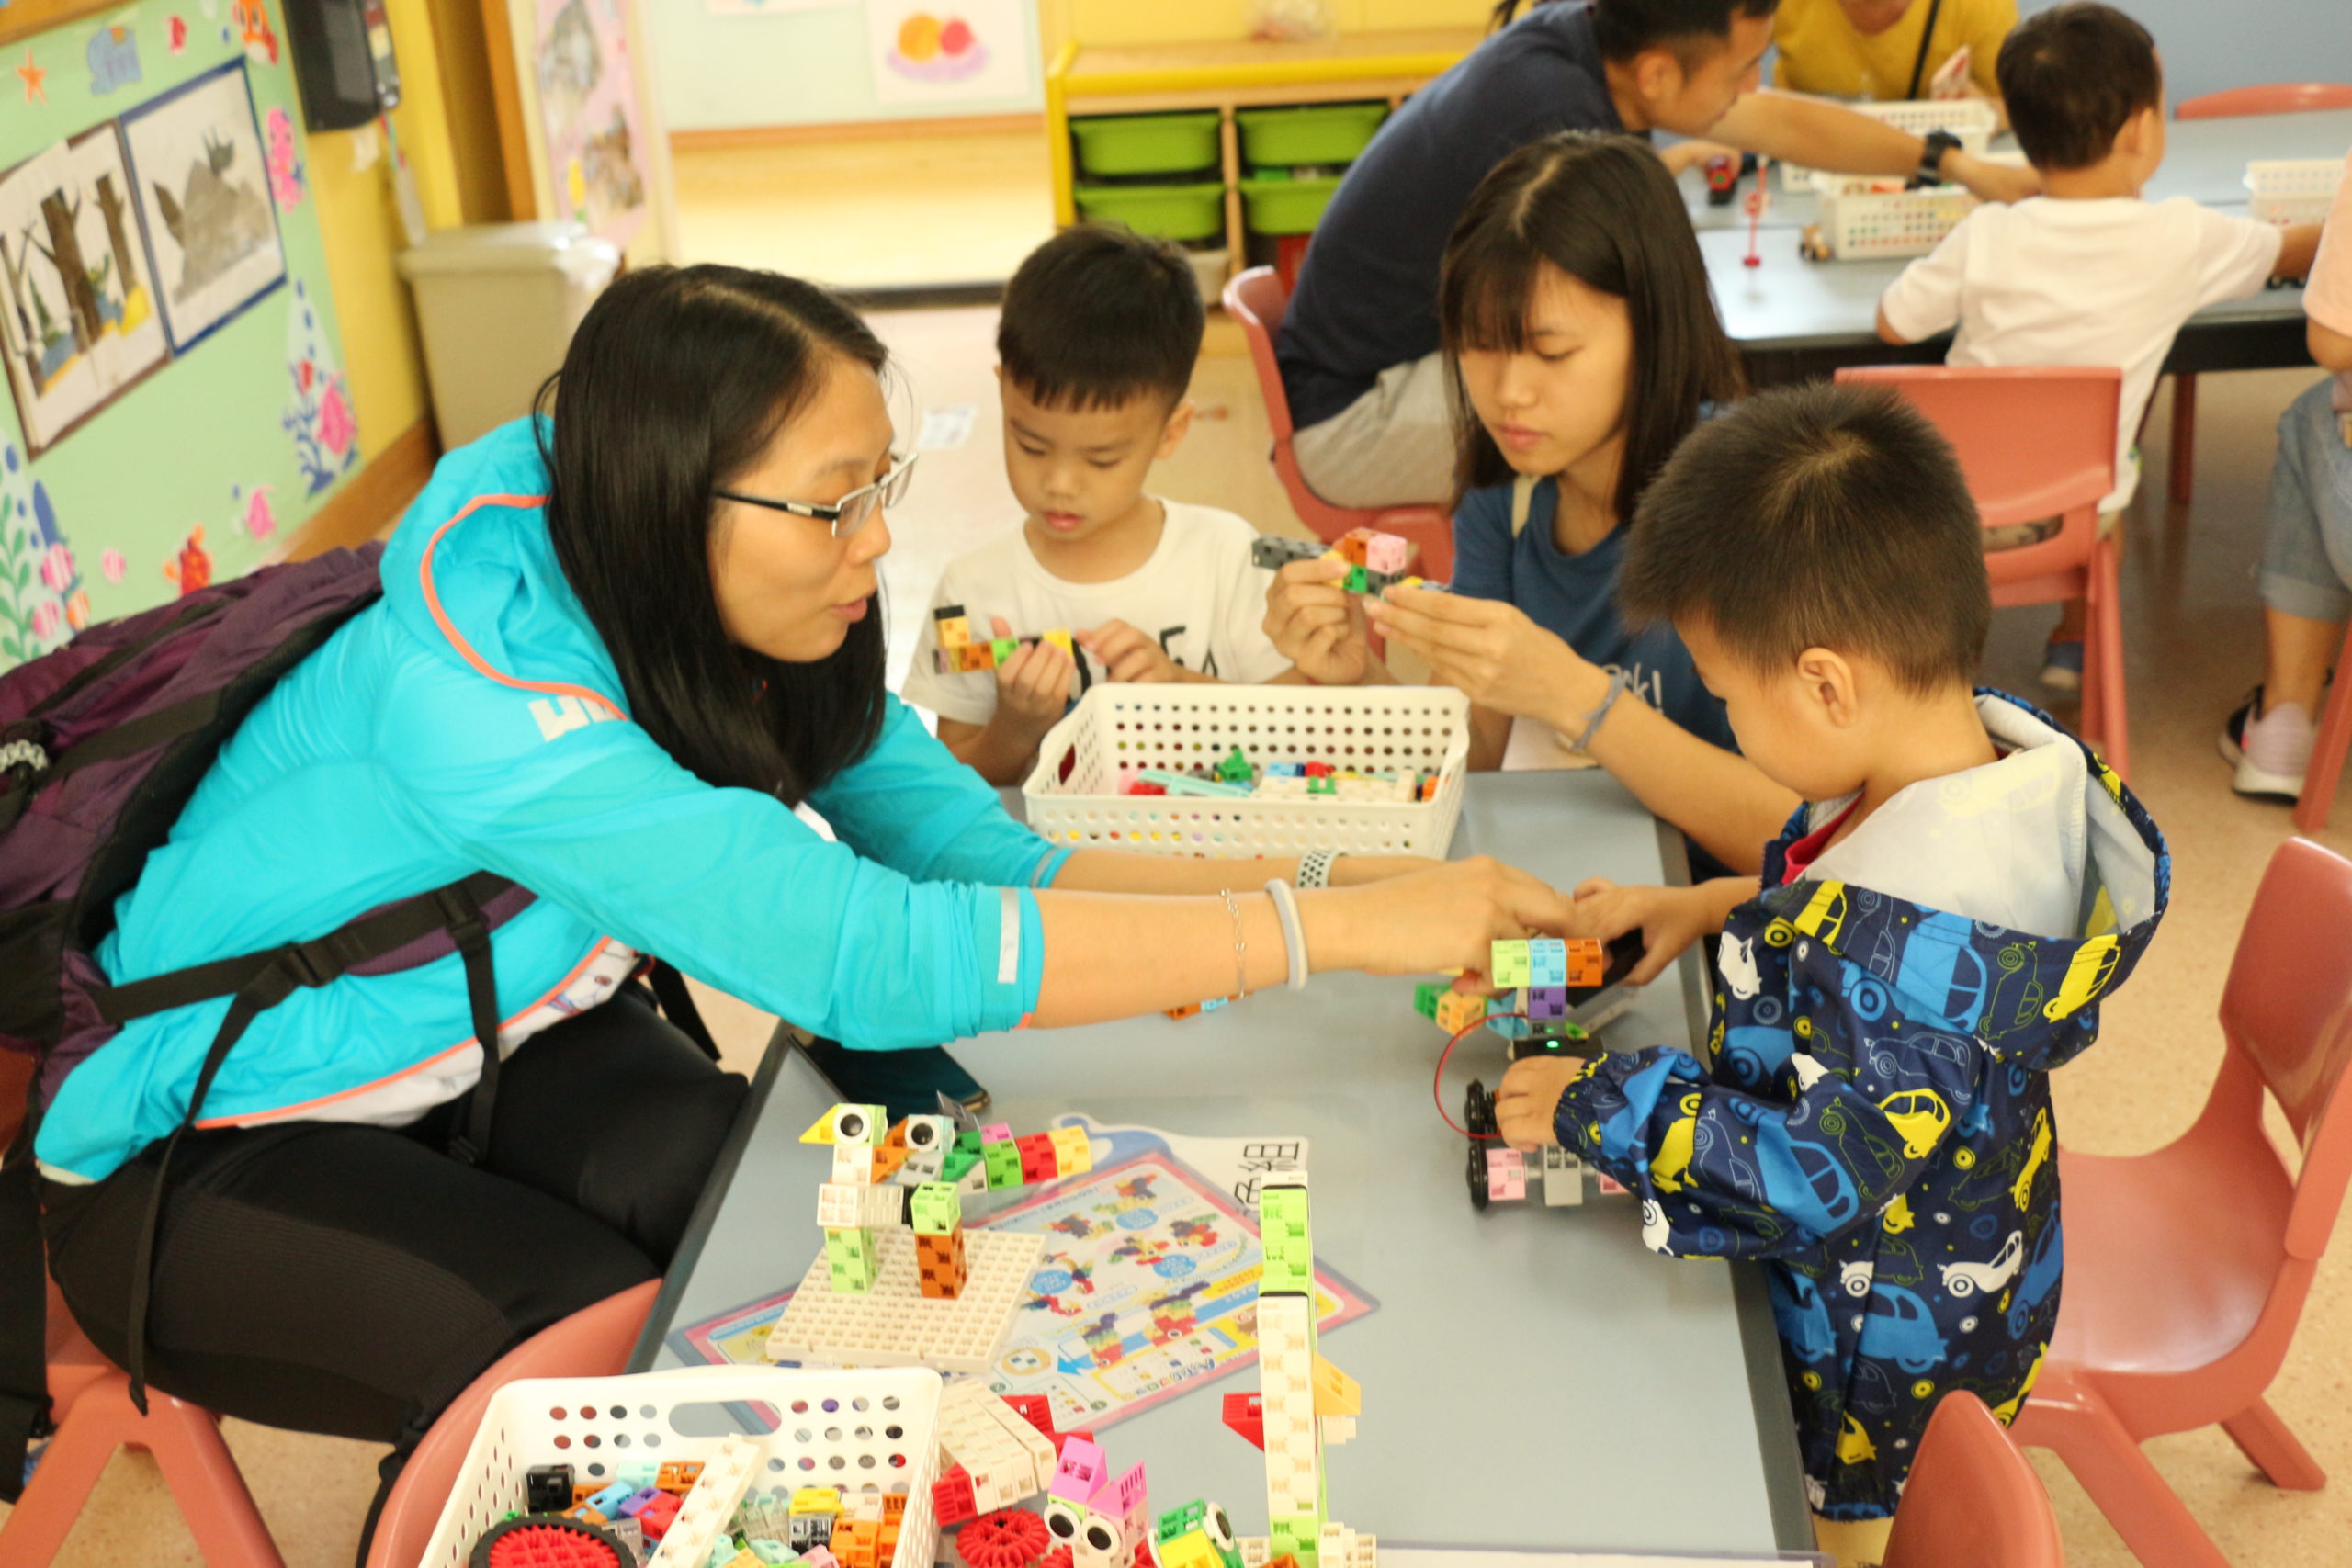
[959, 1508, 1053, 1568]
[471, 1516, 628, 1568]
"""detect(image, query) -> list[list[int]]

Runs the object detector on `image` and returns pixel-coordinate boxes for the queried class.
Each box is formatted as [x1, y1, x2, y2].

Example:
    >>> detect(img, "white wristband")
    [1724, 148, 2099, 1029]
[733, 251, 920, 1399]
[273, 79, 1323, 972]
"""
[1263, 879, 1309, 991]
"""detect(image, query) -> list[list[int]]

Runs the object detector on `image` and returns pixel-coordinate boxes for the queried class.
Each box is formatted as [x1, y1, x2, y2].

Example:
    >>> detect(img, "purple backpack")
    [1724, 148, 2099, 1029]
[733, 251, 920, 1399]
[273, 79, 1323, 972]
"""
[0, 545, 514, 1489]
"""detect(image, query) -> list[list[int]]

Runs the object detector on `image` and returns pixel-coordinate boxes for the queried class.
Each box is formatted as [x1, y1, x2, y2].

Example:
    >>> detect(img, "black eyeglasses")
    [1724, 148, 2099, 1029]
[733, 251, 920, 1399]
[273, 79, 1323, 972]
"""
[714, 452, 918, 539]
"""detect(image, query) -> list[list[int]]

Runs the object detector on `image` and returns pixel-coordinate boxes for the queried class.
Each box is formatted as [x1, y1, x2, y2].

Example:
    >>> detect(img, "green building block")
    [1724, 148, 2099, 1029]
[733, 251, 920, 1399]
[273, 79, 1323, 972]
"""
[1271, 1516, 1321, 1568]
[824, 1227, 876, 1292]
[910, 1182, 962, 1235]
[1489, 938, 1531, 988]
[1215, 746, 1253, 784]
[943, 1145, 979, 1184]
[1156, 1503, 1205, 1543]
[1343, 565, 1369, 593]
[1412, 980, 1444, 1021]
[982, 1140, 1023, 1190]
[990, 637, 1019, 665]
[1259, 1182, 1314, 1295]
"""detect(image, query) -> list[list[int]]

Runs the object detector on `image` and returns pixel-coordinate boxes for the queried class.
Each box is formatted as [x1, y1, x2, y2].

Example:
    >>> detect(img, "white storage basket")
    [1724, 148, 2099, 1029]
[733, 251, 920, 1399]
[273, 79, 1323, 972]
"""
[1022, 683, 1471, 858]
[420, 1368, 944, 1568]
[1810, 171, 1981, 258]
[1781, 97, 1997, 189]
[2247, 158, 2344, 226]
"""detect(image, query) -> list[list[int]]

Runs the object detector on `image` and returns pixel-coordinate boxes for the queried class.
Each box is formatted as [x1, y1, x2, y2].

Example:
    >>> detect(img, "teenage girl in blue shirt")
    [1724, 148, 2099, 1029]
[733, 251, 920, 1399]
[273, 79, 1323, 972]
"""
[1266, 132, 1798, 877]
[36, 266, 1568, 1530]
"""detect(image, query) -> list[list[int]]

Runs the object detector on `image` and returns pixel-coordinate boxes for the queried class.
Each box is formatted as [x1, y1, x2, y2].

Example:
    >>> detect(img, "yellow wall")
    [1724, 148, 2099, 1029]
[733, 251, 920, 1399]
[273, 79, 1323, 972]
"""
[305, 0, 471, 464]
[1052, 0, 1490, 49]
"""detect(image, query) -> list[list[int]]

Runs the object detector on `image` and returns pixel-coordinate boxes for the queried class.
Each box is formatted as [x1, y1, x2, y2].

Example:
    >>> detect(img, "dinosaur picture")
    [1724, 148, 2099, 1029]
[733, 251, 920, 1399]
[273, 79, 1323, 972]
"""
[0, 124, 170, 455]
[121, 60, 285, 352]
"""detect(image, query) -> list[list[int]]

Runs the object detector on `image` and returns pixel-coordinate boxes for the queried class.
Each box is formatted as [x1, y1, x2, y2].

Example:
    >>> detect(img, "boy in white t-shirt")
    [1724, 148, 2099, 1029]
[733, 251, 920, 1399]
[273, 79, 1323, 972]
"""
[1875, 2, 2320, 689]
[903, 225, 1299, 784]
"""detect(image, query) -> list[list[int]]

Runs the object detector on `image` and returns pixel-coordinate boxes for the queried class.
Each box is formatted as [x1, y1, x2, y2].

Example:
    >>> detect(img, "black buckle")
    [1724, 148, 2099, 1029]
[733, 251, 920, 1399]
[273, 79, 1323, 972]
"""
[279, 942, 336, 989]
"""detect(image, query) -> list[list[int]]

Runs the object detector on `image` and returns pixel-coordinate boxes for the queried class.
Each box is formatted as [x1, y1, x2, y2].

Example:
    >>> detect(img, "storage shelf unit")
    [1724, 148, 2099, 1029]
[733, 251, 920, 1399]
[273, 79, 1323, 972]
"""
[1045, 28, 1479, 282]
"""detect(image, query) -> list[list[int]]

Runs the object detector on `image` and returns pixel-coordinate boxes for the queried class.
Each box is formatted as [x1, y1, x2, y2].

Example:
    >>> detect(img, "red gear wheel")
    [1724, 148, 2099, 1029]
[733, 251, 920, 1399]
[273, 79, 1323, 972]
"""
[474, 1517, 627, 1568]
[958, 1508, 1053, 1568]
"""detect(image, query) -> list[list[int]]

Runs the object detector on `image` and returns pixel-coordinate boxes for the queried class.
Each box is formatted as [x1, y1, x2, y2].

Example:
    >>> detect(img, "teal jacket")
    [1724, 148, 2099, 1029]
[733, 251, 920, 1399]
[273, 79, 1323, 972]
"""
[40, 420, 1064, 1184]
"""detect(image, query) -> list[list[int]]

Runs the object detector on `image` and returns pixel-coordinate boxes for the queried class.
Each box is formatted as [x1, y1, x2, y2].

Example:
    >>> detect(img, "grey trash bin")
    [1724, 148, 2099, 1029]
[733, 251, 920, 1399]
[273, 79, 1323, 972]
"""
[397, 222, 621, 452]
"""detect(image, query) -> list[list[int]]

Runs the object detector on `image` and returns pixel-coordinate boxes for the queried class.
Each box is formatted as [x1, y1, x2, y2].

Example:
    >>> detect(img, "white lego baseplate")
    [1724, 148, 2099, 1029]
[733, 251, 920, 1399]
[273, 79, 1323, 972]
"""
[1238, 1532, 1378, 1568]
[765, 1225, 1046, 1373]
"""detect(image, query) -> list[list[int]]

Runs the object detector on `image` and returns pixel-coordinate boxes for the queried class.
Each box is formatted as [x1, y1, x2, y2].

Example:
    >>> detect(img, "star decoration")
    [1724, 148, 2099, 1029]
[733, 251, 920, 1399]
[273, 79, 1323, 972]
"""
[16, 47, 44, 106]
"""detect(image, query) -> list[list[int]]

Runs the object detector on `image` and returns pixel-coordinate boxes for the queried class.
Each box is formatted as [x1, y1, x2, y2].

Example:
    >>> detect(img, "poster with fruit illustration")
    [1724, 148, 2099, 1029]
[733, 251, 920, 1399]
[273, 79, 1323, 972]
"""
[865, 0, 1028, 107]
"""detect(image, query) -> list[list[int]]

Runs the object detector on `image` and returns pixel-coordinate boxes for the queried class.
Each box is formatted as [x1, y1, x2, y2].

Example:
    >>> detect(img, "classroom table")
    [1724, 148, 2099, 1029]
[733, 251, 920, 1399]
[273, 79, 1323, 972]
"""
[1676, 107, 2350, 385]
[632, 770, 1814, 1559]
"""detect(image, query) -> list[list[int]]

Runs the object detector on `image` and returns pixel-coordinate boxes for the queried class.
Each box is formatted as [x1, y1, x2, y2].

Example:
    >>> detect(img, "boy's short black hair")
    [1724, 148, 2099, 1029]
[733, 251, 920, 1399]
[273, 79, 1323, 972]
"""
[1621, 383, 1989, 694]
[1589, 0, 1777, 64]
[1996, 3, 2161, 172]
[998, 224, 1204, 412]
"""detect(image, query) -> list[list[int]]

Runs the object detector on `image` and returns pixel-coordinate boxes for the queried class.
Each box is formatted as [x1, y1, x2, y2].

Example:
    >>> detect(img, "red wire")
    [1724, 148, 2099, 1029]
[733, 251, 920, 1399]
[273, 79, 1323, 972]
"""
[1432, 1009, 1528, 1139]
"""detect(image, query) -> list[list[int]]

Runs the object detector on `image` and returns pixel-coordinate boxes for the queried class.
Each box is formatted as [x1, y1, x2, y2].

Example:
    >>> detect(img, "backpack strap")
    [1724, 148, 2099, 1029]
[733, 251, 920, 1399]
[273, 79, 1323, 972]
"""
[647, 961, 720, 1061]
[0, 1123, 51, 1504]
[107, 871, 513, 1412]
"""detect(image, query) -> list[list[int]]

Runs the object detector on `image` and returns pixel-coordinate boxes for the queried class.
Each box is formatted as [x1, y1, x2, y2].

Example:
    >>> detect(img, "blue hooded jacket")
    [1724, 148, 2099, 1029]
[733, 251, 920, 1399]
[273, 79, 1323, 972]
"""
[1555, 694, 2169, 1518]
[39, 421, 1065, 1184]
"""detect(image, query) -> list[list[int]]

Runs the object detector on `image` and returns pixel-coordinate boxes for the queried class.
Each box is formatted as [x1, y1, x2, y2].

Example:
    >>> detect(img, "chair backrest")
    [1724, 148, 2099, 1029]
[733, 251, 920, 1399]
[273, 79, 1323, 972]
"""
[2217, 838, 2352, 1261]
[1884, 1393, 2064, 1568]
[1223, 266, 1297, 444]
[365, 1278, 662, 1568]
[1835, 365, 2120, 531]
[2178, 84, 2352, 120]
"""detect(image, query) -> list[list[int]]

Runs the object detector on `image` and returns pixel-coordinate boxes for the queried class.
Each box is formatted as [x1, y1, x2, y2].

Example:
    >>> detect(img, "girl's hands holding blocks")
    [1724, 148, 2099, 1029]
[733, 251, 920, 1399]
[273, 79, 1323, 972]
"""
[1264, 557, 1382, 685]
[1362, 586, 1609, 724]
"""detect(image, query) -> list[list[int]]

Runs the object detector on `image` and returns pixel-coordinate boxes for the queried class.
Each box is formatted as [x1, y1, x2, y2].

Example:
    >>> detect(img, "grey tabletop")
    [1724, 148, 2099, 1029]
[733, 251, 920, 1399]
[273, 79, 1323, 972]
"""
[1679, 104, 2352, 231]
[635, 770, 1810, 1556]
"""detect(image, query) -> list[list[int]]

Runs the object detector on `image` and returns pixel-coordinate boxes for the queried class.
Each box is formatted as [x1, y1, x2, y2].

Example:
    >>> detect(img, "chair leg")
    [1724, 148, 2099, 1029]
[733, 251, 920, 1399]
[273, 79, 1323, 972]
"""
[2222, 1396, 2327, 1491]
[2082, 538, 2129, 780]
[2170, 374, 2198, 505]
[2293, 625, 2352, 834]
[2013, 1379, 2232, 1568]
[0, 1392, 134, 1564]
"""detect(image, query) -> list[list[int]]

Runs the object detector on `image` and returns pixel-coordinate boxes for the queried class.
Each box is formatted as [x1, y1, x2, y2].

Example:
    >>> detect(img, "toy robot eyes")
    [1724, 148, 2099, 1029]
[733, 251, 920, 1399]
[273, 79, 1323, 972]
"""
[831, 1107, 870, 1144]
[1085, 1522, 1123, 1555]
[1204, 1507, 1235, 1550]
[907, 1121, 939, 1147]
[1044, 1503, 1083, 1540]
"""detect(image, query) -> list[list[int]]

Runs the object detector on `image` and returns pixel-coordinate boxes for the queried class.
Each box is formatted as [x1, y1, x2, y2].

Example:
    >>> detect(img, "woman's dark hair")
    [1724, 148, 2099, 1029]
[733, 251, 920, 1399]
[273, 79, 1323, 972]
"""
[535, 264, 890, 805]
[1437, 131, 1744, 517]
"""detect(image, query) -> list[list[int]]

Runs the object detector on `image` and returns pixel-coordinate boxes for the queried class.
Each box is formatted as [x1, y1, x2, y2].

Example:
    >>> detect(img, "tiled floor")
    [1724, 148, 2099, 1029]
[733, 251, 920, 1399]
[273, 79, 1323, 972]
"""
[16, 227, 2352, 1568]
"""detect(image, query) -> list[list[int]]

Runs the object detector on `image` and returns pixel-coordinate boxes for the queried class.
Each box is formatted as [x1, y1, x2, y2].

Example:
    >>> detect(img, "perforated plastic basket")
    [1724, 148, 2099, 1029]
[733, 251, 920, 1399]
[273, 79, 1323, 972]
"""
[2247, 158, 2344, 226]
[1021, 684, 1471, 858]
[1811, 171, 1981, 258]
[419, 1368, 944, 1568]
[1780, 96, 1997, 189]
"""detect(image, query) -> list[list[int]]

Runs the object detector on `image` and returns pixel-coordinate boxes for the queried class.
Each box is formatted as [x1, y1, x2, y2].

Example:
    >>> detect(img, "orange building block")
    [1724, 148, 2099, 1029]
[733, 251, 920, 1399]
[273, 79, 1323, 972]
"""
[1566, 937, 1606, 987]
[917, 1227, 967, 1299]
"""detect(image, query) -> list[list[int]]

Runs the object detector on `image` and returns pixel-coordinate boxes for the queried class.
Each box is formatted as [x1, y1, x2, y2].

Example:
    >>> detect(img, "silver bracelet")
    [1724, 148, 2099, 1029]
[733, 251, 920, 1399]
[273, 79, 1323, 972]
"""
[1263, 879, 1309, 990]
[1296, 848, 1337, 890]
[1216, 887, 1249, 998]
[1572, 668, 1634, 751]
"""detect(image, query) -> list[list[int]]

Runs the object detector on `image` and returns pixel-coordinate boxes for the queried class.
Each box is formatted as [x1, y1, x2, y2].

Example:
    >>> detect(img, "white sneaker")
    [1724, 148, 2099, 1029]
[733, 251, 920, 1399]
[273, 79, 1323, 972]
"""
[2220, 692, 2315, 800]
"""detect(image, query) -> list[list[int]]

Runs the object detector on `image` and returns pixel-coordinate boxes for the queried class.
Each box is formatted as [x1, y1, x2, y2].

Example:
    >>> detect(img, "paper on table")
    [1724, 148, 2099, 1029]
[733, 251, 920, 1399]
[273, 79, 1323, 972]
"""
[1502, 715, 1600, 773]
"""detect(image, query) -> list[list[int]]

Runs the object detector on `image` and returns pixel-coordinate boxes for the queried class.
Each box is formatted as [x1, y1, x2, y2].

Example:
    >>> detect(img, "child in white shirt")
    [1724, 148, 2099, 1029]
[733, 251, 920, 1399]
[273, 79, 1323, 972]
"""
[1875, 2, 2319, 688]
[901, 226, 1298, 784]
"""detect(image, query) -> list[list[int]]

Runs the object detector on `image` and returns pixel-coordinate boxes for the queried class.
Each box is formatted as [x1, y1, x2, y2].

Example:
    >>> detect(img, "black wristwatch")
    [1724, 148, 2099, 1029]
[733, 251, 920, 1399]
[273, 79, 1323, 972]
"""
[1910, 129, 1962, 189]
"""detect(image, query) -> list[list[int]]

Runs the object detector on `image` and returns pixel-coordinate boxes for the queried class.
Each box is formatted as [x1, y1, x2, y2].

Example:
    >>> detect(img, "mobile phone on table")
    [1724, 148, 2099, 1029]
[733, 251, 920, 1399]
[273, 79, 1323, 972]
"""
[800, 1041, 990, 1122]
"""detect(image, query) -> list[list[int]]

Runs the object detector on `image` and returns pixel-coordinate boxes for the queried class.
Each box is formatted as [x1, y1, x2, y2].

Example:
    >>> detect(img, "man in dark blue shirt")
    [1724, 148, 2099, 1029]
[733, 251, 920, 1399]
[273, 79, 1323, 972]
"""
[1279, 0, 2034, 507]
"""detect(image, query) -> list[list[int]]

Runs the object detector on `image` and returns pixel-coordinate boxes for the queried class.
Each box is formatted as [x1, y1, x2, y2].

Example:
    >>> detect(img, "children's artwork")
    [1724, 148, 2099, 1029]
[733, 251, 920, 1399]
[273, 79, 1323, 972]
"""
[0, 125, 171, 455]
[261, 106, 302, 210]
[706, 0, 848, 12]
[85, 22, 141, 95]
[120, 60, 286, 353]
[279, 276, 353, 492]
[231, 0, 277, 64]
[0, 438, 87, 664]
[671, 1122, 1373, 1433]
[865, 0, 1029, 107]
[533, 0, 647, 249]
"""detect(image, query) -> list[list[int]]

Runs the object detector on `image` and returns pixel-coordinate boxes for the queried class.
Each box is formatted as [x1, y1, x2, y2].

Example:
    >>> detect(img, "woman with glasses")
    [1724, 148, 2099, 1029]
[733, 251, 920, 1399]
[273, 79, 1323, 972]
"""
[36, 265, 1572, 1535]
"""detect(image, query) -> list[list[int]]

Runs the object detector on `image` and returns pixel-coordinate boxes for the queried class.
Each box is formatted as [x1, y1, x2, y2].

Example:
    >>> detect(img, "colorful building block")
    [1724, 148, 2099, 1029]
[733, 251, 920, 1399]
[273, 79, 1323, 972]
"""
[1016, 1132, 1060, 1184]
[934, 605, 971, 647]
[1258, 1181, 1313, 1296]
[917, 1226, 968, 1298]
[656, 1461, 704, 1495]
[526, 1463, 575, 1513]
[1431, 989, 1486, 1035]
[910, 1181, 961, 1235]
[1048, 1125, 1093, 1178]
[1411, 981, 1444, 1021]
[1485, 1146, 1527, 1201]
[638, 1491, 682, 1540]
[983, 1140, 1023, 1190]
[1488, 939, 1530, 988]
[824, 1225, 877, 1292]
[1215, 747, 1254, 784]
[1566, 937, 1606, 987]
[1527, 937, 1566, 987]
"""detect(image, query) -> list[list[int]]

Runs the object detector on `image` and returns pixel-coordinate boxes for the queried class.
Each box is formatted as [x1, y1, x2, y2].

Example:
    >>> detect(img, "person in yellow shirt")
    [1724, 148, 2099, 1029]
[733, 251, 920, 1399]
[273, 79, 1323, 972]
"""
[1773, 0, 2016, 107]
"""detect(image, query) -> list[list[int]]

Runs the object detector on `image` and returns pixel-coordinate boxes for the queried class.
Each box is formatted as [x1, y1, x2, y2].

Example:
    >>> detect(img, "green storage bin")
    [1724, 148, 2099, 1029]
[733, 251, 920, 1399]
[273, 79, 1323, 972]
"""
[1069, 112, 1222, 178]
[1073, 182, 1227, 243]
[1239, 172, 1343, 236]
[1236, 103, 1388, 168]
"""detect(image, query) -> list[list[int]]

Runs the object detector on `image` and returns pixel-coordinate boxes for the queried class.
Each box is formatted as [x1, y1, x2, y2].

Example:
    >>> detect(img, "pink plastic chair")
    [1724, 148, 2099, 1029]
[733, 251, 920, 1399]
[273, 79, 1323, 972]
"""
[0, 1046, 285, 1568]
[364, 1278, 661, 1568]
[1223, 267, 1454, 581]
[2008, 837, 2352, 1568]
[1885, 1393, 2065, 1568]
[2293, 622, 2352, 832]
[2161, 84, 2352, 506]
[1835, 365, 2129, 776]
